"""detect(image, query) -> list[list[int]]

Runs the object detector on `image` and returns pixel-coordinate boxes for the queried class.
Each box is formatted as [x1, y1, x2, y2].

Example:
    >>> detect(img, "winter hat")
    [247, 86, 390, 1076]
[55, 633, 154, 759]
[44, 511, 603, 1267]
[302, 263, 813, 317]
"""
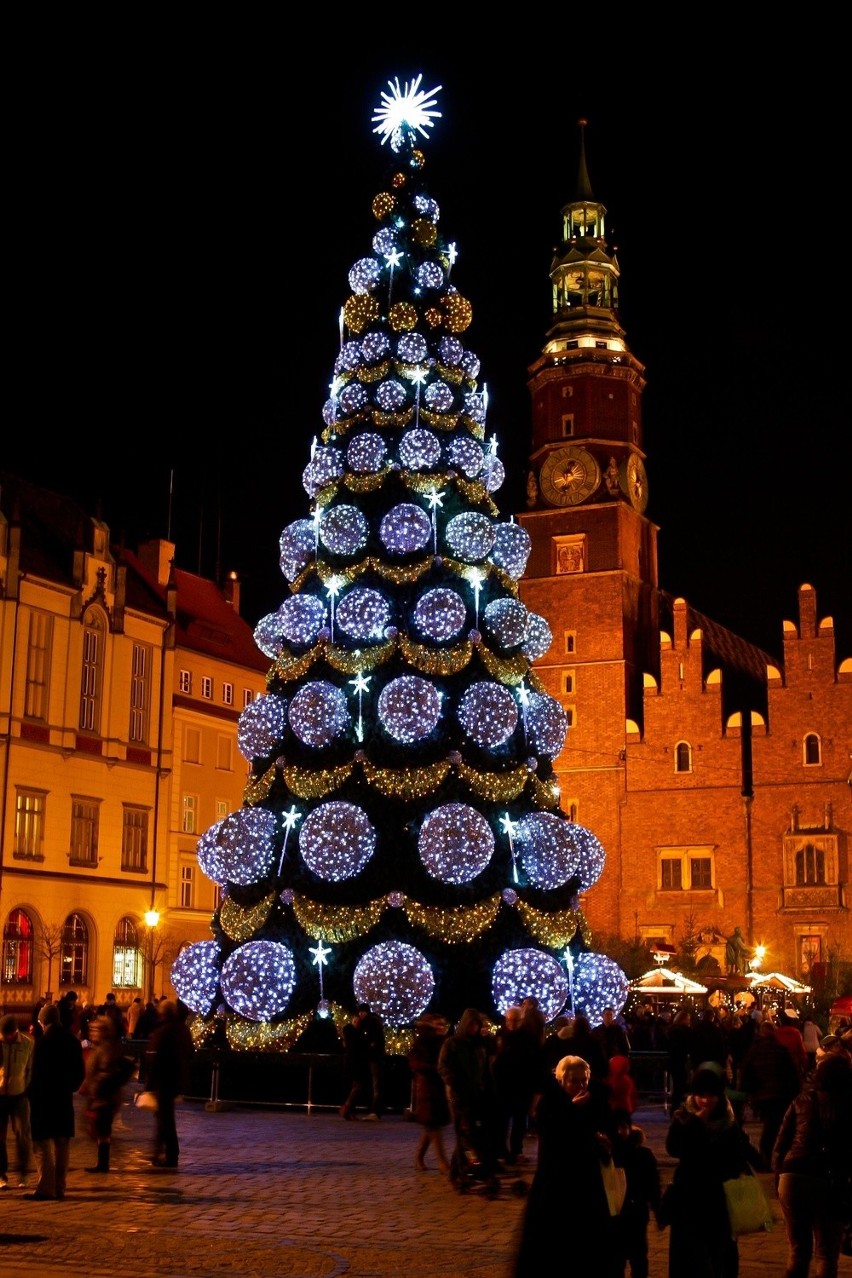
[690, 1060, 726, 1096]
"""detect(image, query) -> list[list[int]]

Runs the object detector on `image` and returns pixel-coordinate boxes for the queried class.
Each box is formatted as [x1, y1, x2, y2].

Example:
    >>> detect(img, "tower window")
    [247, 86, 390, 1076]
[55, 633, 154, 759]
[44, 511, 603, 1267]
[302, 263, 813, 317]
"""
[564, 631, 576, 655]
[803, 734, 821, 766]
[674, 741, 692, 773]
[561, 414, 574, 437]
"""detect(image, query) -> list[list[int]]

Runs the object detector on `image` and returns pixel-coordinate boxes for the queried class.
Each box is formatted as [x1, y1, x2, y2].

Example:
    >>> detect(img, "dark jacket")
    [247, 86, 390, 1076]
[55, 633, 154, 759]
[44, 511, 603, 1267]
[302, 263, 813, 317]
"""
[408, 1026, 450, 1129]
[147, 1007, 194, 1099]
[28, 1022, 86, 1141]
[772, 1075, 852, 1186]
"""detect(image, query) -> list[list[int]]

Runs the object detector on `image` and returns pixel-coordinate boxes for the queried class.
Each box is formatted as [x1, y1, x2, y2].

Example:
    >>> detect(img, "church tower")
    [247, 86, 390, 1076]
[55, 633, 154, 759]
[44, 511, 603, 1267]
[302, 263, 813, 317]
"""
[517, 121, 660, 930]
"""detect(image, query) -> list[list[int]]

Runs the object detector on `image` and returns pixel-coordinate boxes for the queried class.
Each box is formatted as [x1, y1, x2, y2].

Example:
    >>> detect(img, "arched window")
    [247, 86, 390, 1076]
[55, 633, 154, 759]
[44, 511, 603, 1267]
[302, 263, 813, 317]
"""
[675, 741, 692, 773]
[795, 843, 826, 886]
[60, 912, 88, 987]
[2, 908, 34, 984]
[113, 916, 142, 989]
[803, 734, 821, 766]
[79, 608, 106, 733]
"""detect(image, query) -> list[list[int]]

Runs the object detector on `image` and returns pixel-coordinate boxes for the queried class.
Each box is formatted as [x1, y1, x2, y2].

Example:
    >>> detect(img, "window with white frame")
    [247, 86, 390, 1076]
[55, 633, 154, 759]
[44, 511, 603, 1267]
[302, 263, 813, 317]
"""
[182, 794, 198, 834]
[222, 681, 234, 706]
[25, 611, 53, 720]
[200, 676, 213, 699]
[215, 798, 229, 820]
[112, 916, 142, 988]
[180, 863, 195, 908]
[179, 669, 192, 694]
[658, 846, 715, 892]
[69, 796, 100, 866]
[243, 688, 254, 708]
[121, 806, 149, 872]
[129, 642, 152, 743]
[784, 834, 837, 887]
[14, 789, 46, 859]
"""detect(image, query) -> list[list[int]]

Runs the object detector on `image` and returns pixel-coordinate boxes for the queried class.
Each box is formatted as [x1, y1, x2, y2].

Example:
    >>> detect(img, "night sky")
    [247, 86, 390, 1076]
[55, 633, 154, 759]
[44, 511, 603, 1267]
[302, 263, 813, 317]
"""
[8, 25, 849, 663]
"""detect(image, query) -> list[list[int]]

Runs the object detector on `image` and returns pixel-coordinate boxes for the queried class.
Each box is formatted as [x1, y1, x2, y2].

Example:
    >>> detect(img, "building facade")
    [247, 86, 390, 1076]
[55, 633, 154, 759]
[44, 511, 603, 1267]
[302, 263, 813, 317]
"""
[0, 474, 268, 1016]
[518, 125, 851, 985]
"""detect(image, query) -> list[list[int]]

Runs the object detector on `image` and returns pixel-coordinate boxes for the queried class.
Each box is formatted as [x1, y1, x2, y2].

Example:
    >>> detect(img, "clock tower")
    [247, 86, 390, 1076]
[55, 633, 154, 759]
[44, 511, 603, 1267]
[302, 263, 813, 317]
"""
[517, 121, 661, 927]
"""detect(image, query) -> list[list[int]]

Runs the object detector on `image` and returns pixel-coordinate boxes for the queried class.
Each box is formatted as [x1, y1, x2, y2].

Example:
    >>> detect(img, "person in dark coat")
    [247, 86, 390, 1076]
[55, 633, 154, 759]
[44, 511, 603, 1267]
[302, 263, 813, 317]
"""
[772, 1052, 852, 1278]
[740, 1019, 801, 1167]
[408, 1014, 451, 1172]
[492, 1005, 543, 1163]
[25, 1002, 85, 1200]
[339, 1007, 369, 1120]
[513, 1054, 620, 1277]
[146, 999, 194, 1168]
[611, 1108, 663, 1278]
[663, 1061, 757, 1278]
[438, 1008, 501, 1188]
[556, 1012, 608, 1081]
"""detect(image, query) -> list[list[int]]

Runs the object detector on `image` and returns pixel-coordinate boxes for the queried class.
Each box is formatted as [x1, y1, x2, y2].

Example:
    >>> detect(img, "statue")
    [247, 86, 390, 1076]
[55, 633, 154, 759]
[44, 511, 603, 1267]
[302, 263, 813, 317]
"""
[724, 927, 753, 976]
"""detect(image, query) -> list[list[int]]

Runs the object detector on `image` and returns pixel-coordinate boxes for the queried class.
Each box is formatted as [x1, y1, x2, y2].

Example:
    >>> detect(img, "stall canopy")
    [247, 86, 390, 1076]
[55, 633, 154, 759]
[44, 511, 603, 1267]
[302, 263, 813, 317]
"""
[747, 972, 811, 995]
[631, 969, 708, 996]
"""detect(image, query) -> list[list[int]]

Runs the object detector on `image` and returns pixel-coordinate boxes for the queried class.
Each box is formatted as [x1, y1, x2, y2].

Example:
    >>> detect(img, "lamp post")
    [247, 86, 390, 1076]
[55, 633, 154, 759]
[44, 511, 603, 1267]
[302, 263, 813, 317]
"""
[144, 908, 160, 1002]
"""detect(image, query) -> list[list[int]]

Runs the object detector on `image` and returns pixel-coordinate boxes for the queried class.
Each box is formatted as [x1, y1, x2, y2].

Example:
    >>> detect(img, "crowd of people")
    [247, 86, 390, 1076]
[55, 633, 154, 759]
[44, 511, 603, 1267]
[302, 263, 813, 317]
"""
[0, 990, 194, 1198]
[396, 996, 852, 1278]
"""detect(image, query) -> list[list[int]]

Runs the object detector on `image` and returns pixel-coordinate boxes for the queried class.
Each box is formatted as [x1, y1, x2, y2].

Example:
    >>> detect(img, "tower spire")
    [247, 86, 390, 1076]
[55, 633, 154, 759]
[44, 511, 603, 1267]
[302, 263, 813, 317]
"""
[574, 117, 594, 201]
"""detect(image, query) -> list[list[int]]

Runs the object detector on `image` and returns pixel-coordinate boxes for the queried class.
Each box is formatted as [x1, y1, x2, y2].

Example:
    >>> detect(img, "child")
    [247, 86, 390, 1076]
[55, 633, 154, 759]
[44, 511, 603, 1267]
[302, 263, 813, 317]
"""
[611, 1108, 663, 1278]
[607, 1054, 638, 1115]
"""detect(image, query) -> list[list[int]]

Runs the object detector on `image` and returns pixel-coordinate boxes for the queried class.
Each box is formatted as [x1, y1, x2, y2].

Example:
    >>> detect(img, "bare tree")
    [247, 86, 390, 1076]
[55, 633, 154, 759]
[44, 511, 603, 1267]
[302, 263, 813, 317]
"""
[33, 920, 64, 998]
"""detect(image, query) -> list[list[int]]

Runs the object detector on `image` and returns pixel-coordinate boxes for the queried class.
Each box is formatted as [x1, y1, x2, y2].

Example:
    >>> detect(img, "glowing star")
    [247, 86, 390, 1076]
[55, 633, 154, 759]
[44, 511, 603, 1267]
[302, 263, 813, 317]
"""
[385, 248, 404, 304]
[488, 434, 499, 455]
[326, 576, 343, 643]
[349, 671, 372, 742]
[500, 813, 520, 883]
[468, 567, 485, 628]
[447, 242, 457, 282]
[277, 804, 302, 877]
[427, 487, 445, 554]
[409, 366, 428, 428]
[309, 939, 331, 968]
[372, 75, 442, 146]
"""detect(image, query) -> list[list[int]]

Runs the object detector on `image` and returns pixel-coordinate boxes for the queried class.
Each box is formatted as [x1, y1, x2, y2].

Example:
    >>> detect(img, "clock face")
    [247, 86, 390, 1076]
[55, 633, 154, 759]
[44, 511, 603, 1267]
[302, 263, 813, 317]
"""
[620, 454, 649, 513]
[539, 446, 601, 507]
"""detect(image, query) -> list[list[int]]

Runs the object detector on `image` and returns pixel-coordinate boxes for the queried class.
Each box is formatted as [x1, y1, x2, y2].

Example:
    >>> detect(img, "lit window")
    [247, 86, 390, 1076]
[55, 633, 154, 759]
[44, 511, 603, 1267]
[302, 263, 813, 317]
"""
[113, 916, 142, 988]
[2, 908, 34, 985]
[182, 794, 198, 835]
[60, 913, 88, 987]
[180, 864, 195, 908]
[14, 789, 46, 859]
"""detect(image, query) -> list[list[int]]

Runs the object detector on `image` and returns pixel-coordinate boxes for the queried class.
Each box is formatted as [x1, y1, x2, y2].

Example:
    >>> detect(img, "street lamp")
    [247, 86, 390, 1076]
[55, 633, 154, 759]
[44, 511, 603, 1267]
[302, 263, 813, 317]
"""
[144, 909, 160, 1001]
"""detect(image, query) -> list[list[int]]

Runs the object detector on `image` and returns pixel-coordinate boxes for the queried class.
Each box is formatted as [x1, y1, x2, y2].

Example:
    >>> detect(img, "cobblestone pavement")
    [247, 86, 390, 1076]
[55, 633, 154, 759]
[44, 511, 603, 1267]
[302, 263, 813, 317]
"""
[1, 1089, 850, 1277]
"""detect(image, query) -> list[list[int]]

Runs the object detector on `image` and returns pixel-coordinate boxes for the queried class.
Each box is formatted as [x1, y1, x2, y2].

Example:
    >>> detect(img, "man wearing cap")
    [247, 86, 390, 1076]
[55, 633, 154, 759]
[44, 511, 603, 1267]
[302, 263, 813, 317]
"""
[0, 1014, 35, 1188]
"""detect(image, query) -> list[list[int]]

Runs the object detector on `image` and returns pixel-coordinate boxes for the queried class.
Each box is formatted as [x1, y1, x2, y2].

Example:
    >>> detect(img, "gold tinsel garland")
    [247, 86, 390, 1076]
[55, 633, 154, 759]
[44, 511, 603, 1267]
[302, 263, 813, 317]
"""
[326, 637, 397, 674]
[517, 901, 592, 950]
[529, 775, 562, 810]
[456, 759, 532, 802]
[292, 898, 385, 942]
[343, 471, 388, 494]
[405, 895, 501, 942]
[477, 646, 530, 685]
[220, 893, 276, 942]
[244, 765, 276, 804]
[398, 634, 473, 676]
[360, 757, 450, 800]
[281, 762, 353, 799]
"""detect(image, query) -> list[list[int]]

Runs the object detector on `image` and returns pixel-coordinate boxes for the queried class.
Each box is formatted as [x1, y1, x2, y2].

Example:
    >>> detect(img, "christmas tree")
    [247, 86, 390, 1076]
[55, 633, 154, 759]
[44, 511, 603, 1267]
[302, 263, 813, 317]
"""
[171, 77, 628, 1053]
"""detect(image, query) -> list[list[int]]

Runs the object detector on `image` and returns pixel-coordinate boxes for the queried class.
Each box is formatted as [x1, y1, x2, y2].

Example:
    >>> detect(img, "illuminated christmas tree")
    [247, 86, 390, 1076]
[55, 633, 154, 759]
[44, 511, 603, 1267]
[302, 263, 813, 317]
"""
[172, 77, 628, 1052]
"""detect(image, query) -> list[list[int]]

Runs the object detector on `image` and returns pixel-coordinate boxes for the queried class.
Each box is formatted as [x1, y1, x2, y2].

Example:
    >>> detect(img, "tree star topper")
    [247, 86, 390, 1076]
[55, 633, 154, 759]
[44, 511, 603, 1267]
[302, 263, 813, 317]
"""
[372, 75, 442, 145]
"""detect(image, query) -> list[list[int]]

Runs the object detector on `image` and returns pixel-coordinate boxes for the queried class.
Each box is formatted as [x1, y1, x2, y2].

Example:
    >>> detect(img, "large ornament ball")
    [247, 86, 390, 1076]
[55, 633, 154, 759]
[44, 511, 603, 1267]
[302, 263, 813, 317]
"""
[353, 941, 434, 1028]
[492, 948, 569, 1021]
[220, 940, 296, 1022]
[171, 940, 221, 1016]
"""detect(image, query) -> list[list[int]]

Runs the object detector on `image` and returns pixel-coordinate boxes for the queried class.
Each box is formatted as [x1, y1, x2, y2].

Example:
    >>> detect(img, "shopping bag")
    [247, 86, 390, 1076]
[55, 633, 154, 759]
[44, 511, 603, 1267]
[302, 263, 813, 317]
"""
[600, 1158, 628, 1216]
[722, 1170, 773, 1237]
[134, 1090, 158, 1111]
